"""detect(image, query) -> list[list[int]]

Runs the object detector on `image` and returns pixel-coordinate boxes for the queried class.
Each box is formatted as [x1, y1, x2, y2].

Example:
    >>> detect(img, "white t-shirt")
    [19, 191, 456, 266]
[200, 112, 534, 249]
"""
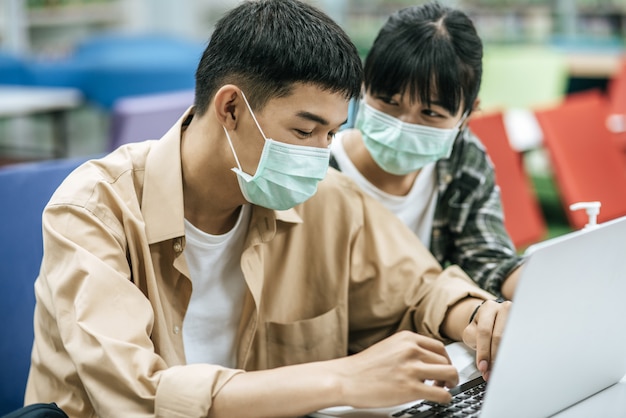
[182, 204, 251, 368]
[331, 132, 438, 248]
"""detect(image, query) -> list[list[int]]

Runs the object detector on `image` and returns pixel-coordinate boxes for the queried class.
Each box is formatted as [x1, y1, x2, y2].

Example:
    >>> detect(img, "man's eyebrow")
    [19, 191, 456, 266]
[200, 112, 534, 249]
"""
[296, 111, 347, 127]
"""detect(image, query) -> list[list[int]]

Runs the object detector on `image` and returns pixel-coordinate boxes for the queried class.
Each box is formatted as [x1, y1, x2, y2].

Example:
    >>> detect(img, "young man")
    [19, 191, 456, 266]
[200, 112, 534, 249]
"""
[25, 1, 509, 417]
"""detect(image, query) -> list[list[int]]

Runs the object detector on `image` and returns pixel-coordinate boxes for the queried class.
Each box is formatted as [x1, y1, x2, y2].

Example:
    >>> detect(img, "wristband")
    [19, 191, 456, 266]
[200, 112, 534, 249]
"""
[468, 298, 505, 324]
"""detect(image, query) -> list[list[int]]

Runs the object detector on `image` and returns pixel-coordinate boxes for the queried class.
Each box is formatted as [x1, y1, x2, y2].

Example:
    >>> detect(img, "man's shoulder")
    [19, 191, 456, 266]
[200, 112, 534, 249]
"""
[49, 141, 154, 208]
[302, 167, 396, 222]
[317, 167, 368, 200]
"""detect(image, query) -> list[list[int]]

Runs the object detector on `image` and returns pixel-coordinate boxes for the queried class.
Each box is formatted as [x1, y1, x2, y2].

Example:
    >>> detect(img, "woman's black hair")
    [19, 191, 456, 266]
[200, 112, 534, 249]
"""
[364, 1, 482, 115]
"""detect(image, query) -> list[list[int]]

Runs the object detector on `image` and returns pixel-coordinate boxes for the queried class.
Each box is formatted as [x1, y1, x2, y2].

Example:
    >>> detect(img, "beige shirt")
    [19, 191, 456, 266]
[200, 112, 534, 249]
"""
[25, 113, 495, 417]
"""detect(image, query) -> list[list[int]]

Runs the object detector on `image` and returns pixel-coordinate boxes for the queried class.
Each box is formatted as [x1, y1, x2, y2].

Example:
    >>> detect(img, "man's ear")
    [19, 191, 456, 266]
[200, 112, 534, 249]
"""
[214, 85, 243, 130]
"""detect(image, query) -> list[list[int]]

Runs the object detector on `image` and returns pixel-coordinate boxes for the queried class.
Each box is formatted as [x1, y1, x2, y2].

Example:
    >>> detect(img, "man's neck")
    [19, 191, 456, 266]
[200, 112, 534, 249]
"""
[180, 112, 247, 235]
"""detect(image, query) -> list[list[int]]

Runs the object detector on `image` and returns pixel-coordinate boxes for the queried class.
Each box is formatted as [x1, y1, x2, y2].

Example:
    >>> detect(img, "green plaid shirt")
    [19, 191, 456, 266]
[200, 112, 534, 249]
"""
[430, 128, 523, 297]
[330, 128, 523, 297]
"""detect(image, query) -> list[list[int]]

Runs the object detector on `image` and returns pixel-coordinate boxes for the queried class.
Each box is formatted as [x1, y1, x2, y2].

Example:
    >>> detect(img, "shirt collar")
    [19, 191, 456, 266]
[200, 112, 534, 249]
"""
[141, 108, 190, 244]
[141, 107, 302, 245]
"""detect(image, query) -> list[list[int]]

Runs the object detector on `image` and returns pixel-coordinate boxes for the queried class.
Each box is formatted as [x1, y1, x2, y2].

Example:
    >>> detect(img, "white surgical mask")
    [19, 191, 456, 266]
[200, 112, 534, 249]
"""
[223, 91, 331, 210]
[356, 102, 467, 175]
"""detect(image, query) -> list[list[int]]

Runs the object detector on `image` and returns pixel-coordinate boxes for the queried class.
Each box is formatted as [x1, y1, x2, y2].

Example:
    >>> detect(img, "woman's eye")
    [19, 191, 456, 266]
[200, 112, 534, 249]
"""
[422, 109, 441, 118]
[379, 96, 398, 105]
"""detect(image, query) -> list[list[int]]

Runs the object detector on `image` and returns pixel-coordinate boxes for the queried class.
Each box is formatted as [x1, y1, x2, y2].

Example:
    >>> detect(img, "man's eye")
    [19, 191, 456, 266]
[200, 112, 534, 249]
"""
[295, 129, 313, 138]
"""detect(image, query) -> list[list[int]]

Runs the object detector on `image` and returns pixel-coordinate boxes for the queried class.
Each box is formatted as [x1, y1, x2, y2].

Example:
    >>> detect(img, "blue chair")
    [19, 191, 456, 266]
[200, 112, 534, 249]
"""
[0, 156, 91, 415]
[27, 33, 204, 109]
[0, 51, 33, 84]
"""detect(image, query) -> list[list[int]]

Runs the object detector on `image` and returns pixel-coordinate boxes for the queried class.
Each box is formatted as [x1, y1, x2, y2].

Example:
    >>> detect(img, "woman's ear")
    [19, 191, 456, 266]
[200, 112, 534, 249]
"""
[462, 98, 482, 129]
[214, 85, 243, 130]
[472, 98, 481, 113]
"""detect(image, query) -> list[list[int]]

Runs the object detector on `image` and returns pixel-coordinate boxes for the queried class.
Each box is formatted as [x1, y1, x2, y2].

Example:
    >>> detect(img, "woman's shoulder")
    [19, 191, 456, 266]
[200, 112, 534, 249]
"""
[447, 128, 493, 171]
[459, 128, 489, 155]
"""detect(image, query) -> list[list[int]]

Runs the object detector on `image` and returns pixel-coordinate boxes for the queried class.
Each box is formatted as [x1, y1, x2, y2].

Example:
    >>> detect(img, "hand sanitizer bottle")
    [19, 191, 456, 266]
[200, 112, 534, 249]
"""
[569, 201, 601, 230]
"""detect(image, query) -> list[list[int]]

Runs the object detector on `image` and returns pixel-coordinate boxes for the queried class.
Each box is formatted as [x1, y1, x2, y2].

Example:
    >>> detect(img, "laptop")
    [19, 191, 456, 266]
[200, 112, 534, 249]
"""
[311, 215, 626, 418]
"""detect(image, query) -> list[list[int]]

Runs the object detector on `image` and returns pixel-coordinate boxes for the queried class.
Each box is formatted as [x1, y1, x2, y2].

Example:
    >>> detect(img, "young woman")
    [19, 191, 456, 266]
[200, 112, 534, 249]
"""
[331, 2, 523, 299]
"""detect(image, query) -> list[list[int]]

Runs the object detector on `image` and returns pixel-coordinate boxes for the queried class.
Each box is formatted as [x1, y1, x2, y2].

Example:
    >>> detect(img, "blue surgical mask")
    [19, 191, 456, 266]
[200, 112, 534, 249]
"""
[223, 91, 331, 210]
[356, 102, 466, 175]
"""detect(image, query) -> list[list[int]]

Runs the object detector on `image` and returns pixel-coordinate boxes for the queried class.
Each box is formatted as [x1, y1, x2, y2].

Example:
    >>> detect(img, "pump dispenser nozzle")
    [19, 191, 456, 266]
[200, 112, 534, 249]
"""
[569, 201, 601, 229]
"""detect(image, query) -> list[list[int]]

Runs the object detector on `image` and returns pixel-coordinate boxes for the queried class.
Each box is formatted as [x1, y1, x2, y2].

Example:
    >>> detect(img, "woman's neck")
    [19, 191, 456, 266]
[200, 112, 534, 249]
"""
[342, 129, 420, 196]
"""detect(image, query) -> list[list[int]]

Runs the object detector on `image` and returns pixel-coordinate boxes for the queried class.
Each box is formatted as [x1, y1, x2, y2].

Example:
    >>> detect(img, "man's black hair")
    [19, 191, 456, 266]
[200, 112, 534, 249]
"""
[194, 0, 363, 115]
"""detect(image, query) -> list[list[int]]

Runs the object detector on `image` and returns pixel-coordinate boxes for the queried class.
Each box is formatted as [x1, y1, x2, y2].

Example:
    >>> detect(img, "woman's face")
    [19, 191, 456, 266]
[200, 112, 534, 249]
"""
[364, 90, 466, 129]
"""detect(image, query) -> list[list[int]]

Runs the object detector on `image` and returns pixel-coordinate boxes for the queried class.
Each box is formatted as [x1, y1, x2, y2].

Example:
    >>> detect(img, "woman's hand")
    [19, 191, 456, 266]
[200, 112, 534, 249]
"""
[462, 299, 512, 381]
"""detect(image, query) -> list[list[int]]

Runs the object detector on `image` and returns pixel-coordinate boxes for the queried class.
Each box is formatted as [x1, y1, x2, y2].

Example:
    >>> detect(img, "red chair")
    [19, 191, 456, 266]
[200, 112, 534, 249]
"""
[534, 89, 626, 230]
[468, 111, 547, 249]
[606, 56, 626, 159]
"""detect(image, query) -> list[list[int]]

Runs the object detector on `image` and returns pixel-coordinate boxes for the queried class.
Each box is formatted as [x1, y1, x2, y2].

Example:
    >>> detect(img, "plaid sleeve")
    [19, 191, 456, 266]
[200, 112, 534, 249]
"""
[432, 130, 524, 297]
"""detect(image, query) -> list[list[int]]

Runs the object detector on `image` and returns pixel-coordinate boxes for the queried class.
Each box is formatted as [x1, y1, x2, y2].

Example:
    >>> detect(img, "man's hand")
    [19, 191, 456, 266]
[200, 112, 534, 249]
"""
[462, 299, 511, 381]
[338, 331, 459, 407]
[210, 331, 461, 418]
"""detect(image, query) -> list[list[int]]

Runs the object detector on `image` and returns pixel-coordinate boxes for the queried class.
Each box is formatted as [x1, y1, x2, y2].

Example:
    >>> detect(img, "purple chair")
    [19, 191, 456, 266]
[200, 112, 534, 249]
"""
[108, 89, 195, 151]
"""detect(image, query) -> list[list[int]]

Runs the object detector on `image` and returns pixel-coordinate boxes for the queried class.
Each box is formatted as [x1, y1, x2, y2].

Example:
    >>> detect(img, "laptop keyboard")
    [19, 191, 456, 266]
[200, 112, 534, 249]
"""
[391, 376, 487, 417]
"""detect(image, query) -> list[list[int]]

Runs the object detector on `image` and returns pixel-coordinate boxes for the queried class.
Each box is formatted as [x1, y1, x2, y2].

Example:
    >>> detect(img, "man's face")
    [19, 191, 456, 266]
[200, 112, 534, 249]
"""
[236, 83, 350, 176]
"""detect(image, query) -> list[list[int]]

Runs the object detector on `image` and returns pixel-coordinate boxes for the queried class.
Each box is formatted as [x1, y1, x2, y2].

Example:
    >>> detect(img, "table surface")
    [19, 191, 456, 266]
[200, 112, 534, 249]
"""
[0, 85, 83, 116]
[554, 377, 626, 417]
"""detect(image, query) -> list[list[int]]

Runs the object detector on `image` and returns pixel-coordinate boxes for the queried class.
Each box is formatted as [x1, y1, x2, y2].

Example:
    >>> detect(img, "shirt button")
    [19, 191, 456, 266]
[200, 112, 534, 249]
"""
[173, 325, 180, 334]
[173, 240, 182, 253]
[433, 228, 441, 237]
[444, 174, 453, 184]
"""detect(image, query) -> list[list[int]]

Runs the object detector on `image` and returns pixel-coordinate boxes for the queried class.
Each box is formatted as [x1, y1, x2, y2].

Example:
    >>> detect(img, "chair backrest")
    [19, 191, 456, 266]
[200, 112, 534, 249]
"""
[534, 89, 626, 230]
[0, 156, 90, 415]
[108, 89, 194, 151]
[606, 56, 626, 154]
[0, 51, 33, 85]
[607, 56, 626, 115]
[27, 33, 203, 109]
[468, 111, 547, 249]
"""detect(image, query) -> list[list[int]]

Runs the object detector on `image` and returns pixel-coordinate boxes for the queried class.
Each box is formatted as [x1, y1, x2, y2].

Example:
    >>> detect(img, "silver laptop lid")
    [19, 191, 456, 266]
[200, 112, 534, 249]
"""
[481, 215, 626, 418]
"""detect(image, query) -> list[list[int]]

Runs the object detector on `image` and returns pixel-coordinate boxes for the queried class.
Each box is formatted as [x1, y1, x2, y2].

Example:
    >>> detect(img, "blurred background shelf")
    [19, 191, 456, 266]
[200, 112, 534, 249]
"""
[1, 0, 625, 242]
[26, 2, 123, 27]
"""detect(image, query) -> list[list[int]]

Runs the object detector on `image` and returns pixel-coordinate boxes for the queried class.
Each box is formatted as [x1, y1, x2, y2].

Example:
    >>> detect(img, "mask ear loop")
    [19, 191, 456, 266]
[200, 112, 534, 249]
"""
[223, 126, 244, 171]
[240, 91, 269, 140]
[223, 89, 267, 173]
[455, 110, 470, 130]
